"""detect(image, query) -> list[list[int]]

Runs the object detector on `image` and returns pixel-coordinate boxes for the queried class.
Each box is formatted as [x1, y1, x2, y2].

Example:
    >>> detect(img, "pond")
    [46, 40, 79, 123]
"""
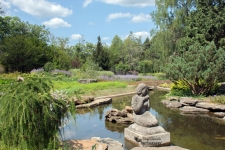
[60, 90, 225, 150]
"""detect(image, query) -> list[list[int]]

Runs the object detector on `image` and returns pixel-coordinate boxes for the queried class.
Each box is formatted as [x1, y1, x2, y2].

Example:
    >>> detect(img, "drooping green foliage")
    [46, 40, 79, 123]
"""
[166, 41, 225, 95]
[0, 74, 76, 149]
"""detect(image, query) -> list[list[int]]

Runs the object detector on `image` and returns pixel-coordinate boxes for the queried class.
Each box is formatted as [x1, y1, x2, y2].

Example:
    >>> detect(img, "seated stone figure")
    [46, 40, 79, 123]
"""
[131, 83, 158, 127]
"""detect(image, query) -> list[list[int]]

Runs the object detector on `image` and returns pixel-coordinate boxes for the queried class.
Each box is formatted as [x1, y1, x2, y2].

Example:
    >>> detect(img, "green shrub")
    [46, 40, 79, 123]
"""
[97, 71, 114, 77]
[0, 74, 76, 149]
[44, 62, 55, 72]
[115, 63, 130, 75]
[0, 64, 5, 74]
[69, 69, 80, 76]
[170, 80, 193, 96]
[153, 72, 167, 80]
[137, 60, 153, 74]
[170, 80, 219, 96]
[159, 82, 171, 88]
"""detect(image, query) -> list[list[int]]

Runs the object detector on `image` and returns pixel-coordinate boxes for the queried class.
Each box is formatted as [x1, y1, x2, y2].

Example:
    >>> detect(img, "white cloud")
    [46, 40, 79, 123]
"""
[14, 9, 19, 12]
[42, 18, 71, 28]
[0, 0, 11, 15]
[83, 0, 93, 7]
[106, 12, 132, 21]
[131, 13, 151, 23]
[89, 21, 94, 25]
[99, 0, 155, 7]
[0, 0, 11, 9]
[123, 31, 150, 42]
[102, 37, 110, 40]
[71, 34, 82, 40]
[8, 0, 72, 18]
[133, 31, 150, 41]
[106, 12, 151, 23]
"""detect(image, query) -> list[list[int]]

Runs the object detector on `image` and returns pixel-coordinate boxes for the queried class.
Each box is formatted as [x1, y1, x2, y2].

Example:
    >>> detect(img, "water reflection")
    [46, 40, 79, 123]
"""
[60, 90, 225, 150]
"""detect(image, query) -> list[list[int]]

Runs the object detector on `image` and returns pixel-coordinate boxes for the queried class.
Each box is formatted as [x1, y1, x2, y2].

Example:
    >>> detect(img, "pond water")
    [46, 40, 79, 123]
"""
[60, 90, 225, 150]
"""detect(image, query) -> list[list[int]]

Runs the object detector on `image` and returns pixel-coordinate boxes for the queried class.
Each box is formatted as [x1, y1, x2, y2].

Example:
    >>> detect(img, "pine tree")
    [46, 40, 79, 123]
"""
[93, 36, 110, 70]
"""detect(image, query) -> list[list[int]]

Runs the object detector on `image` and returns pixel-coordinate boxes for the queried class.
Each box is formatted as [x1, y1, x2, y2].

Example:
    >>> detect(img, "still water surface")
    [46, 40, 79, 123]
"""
[60, 90, 225, 150]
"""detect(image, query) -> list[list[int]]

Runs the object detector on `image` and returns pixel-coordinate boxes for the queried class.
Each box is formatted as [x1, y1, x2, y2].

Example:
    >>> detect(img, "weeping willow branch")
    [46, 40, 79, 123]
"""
[0, 74, 76, 149]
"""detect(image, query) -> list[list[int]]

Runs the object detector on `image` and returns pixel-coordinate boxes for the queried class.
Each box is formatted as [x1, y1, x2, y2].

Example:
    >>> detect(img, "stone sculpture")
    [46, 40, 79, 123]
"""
[131, 83, 158, 127]
[124, 83, 170, 148]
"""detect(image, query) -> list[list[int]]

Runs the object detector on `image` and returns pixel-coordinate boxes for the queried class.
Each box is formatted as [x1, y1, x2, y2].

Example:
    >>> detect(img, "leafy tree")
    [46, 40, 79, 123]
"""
[152, 0, 225, 95]
[179, 1, 225, 50]
[109, 35, 123, 69]
[123, 32, 142, 71]
[115, 62, 130, 75]
[138, 60, 153, 74]
[166, 41, 225, 95]
[0, 74, 76, 149]
[93, 36, 109, 70]
[0, 16, 52, 72]
[1, 35, 51, 72]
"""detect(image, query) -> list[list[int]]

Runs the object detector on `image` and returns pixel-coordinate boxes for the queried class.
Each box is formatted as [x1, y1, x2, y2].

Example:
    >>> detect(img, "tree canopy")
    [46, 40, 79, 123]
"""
[152, 0, 225, 95]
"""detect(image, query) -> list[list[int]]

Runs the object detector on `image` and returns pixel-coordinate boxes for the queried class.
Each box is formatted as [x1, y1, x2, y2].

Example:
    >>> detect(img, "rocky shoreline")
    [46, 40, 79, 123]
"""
[67, 86, 225, 149]
[161, 96, 225, 121]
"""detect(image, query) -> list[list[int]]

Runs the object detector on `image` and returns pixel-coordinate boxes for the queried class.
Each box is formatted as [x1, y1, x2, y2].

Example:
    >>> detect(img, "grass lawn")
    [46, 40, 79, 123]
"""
[52, 80, 129, 96]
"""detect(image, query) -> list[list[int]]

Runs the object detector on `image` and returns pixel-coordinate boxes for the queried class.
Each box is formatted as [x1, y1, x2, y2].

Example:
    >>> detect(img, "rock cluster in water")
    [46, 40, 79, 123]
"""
[162, 97, 225, 120]
[105, 107, 134, 124]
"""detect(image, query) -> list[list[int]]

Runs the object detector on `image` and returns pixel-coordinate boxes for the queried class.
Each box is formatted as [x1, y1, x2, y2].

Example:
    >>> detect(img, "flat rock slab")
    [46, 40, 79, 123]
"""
[161, 100, 170, 105]
[67, 139, 108, 150]
[76, 98, 112, 109]
[67, 137, 124, 150]
[92, 137, 124, 150]
[128, 124, 166, 135]
[131, 146, 188, 150]
[166, 101, 183, 108]
[196, 102, 225, 111]
[95, 92, 136, 99]
[214, 112, 225, 118]
[179, 97, 199, 106]
[179, 106, 209, 114]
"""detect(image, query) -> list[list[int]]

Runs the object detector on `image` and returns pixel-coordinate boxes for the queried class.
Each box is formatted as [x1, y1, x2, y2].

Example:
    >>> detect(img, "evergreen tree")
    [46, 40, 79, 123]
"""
[166, 41, 225, 95]
[93, 36, 109, 70]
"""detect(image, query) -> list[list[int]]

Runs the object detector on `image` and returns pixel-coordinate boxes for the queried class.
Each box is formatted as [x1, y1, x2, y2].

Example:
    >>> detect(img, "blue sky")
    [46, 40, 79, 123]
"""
[1, 0, 156, 46]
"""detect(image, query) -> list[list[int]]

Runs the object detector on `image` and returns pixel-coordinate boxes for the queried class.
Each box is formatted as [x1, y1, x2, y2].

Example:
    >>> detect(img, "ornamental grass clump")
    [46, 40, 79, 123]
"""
[0, 74, 76, 149]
